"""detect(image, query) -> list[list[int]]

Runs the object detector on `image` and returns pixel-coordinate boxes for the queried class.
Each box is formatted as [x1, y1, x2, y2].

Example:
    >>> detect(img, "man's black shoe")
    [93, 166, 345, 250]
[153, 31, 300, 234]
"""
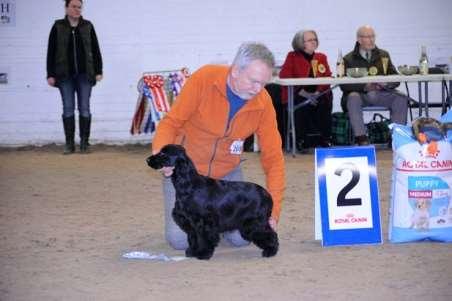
[355, 135, 370, 146]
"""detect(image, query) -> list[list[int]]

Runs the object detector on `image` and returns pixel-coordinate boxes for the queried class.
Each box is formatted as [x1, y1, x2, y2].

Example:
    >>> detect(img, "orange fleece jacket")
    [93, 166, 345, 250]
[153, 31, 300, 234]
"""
[152, 65, 286, 221]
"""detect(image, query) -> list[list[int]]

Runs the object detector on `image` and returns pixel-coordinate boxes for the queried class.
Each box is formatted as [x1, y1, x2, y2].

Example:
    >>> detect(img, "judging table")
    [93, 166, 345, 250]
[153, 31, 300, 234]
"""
[273, 74, 452, 155]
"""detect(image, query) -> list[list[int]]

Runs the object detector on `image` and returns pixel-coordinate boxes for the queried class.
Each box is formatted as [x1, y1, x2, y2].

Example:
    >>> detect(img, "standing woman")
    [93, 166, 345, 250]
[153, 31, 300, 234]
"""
[46, 0, 103, 154]
[279, 30, 333, 150]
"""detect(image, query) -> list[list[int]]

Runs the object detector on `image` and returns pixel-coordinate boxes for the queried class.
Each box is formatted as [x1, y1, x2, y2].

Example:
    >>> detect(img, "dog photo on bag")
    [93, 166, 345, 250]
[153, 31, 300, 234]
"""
[146, 144, 279, 260]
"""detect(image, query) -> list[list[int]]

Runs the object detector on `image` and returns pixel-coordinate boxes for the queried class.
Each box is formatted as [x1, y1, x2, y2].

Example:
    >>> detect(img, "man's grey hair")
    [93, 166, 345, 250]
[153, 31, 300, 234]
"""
[356, 25, 375, 39]
[291, 30, 318, 52]
[231, 42, 275, 70]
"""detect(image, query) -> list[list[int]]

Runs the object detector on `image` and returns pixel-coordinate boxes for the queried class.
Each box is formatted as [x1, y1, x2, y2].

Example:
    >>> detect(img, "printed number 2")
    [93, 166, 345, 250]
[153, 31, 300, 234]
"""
[334, 162, 362, 206]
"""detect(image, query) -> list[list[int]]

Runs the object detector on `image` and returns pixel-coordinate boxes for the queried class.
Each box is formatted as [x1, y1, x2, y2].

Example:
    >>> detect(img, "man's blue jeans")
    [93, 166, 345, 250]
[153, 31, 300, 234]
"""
[57, 74, 92, 118]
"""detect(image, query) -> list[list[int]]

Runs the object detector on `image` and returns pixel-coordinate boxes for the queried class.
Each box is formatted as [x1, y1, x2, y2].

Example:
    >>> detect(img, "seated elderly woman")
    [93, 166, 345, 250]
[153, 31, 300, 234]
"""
[279, 29, 333, 150]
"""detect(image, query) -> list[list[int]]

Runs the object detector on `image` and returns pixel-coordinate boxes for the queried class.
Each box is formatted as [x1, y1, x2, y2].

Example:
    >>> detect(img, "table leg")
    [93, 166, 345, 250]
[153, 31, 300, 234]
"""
[449, 80, 452, 107]
[290, 86, 296, 156]
[285, 98, 291, 152]
[286, 85, 296, 156]
[424, 81, 429, 117]
[417, 82, 423, 116]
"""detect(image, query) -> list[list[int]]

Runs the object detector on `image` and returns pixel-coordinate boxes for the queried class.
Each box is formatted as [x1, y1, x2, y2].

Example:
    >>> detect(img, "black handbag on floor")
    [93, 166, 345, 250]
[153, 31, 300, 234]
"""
[366, 113, 391, 144]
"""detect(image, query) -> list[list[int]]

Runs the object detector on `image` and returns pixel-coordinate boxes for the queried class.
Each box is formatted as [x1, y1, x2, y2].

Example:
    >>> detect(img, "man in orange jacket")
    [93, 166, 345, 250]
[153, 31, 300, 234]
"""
[151, 42, 285, 250]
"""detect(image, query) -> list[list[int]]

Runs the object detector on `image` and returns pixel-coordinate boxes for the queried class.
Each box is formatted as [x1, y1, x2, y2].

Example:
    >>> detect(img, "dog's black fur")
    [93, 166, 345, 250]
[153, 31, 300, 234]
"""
[146, 144, 279, 260]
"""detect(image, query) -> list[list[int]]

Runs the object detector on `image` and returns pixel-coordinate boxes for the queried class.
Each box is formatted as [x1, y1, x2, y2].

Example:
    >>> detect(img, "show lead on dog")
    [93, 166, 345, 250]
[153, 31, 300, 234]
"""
[151, 42, 286, 251]
[46, 0, 103, 154]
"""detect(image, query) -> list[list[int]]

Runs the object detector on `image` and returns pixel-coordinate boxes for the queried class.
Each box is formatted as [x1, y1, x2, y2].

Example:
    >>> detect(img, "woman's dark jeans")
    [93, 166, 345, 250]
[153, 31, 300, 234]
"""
[57, 74, 92, 118]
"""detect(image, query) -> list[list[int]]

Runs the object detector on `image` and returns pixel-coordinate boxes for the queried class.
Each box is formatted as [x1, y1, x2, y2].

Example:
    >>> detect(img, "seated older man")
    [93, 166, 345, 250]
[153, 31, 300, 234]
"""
[340, 25, 408, 145]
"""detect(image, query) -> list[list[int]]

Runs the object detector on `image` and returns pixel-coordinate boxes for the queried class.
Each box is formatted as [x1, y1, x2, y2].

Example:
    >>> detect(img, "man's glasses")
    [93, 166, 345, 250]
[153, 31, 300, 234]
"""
[359, 35, 375, 39]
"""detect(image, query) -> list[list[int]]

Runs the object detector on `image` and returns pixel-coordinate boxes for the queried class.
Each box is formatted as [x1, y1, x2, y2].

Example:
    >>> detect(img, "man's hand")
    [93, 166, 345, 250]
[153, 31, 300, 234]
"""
[269, 217, 277, 230]
[47, 77, 56, 87]
[365, 83, 384, 91]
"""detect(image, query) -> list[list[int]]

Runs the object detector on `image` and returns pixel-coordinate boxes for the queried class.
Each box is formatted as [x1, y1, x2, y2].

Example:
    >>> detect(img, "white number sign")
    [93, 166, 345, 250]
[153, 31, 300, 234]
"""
[315, 146, 382, 246]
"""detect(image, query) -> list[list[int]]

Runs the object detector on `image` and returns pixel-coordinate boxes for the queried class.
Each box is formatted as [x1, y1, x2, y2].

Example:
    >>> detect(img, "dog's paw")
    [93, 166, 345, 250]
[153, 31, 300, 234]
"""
[195, 250, 214, 260]
[187, 247, 214, 260]
[262, 246, 278, 257]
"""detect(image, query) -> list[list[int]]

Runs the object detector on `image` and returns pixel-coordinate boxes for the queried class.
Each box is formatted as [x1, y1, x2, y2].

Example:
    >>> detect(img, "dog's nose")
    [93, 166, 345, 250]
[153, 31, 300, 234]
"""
[146, 156, 154, 167]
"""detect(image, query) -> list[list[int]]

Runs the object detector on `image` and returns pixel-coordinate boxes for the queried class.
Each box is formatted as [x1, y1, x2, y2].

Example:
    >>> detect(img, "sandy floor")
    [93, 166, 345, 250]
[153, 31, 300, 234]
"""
[0, 145, 451, 301]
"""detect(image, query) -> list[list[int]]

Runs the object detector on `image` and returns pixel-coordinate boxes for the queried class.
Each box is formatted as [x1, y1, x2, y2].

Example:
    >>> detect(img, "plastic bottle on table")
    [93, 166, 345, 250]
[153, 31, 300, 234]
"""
[419, 45, 429, 75]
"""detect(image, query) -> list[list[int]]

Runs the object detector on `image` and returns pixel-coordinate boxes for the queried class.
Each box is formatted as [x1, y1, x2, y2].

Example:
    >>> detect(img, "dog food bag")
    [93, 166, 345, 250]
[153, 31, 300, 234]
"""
[388, 112, 452, 243]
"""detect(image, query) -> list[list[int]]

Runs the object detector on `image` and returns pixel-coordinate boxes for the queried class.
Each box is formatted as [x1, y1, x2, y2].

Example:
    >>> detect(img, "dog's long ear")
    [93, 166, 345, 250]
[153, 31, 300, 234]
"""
[171, 148, 198, 193]
[174, 148, 198, 177]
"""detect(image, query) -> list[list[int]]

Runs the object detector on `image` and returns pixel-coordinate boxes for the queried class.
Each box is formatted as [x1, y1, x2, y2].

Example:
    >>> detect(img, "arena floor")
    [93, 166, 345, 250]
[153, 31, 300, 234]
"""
[0, 145, 451, 301]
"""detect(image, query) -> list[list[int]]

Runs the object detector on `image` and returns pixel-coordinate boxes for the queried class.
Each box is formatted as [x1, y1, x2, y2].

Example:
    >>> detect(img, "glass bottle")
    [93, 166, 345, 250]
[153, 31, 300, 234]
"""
[336, 49, 345, 77]
[419, 45, 429, 75]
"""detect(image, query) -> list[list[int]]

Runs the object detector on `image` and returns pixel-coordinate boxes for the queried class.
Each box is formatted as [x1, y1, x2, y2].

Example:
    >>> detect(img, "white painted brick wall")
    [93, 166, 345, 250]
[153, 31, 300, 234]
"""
[1, 0, 451, 146]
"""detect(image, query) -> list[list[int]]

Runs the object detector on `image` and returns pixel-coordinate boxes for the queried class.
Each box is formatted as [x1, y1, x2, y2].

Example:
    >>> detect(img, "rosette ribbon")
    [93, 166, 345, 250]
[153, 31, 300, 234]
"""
[143, 75, 170, 112]
[168, 72, 183, 97]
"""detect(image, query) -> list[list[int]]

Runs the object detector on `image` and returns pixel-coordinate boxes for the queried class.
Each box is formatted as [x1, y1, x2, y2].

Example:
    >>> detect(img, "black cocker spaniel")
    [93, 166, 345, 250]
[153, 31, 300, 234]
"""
[146, 144, 279, 260]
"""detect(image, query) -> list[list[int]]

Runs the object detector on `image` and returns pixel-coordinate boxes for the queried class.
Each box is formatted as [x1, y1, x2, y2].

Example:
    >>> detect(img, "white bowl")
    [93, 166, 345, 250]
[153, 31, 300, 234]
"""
[346, 67, 368, 78]
[398, 65, 419, 75]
